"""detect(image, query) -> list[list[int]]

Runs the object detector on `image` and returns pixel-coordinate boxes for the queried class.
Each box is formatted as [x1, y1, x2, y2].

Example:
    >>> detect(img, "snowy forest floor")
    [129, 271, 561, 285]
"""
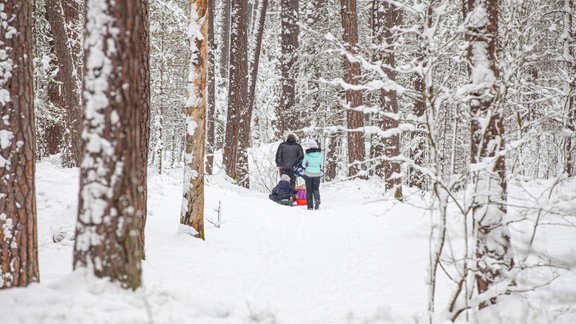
[1, 160, 575, 324]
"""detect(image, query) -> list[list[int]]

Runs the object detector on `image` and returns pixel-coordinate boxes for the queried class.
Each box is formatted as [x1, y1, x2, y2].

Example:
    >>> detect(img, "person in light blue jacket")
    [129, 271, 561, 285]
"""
[302, 139, 323, 210]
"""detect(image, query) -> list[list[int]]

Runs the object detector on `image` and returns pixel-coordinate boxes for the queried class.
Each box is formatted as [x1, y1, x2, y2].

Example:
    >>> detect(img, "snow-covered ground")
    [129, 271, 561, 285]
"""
[1, 161, 575, 323]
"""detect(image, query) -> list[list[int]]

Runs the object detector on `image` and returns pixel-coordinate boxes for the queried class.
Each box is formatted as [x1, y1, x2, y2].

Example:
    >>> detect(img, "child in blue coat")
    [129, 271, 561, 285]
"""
[302, 139, 323, 210]
[269, 174, 297, 205]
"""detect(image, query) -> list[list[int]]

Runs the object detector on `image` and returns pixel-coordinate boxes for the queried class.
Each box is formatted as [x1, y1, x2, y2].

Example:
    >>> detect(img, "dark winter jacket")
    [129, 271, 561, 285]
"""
[269, 180, 298, 201]
[275, 135, 304, 169]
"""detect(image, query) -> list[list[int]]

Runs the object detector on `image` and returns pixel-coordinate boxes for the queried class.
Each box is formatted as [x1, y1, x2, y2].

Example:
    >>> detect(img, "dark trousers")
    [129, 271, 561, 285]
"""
[280, 168, 297, 187]
[303, 176, 321, 209]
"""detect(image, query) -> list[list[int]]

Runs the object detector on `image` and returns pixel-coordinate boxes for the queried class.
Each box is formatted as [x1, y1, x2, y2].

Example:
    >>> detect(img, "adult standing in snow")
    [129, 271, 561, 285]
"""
[275, 134, 304, 187]
[302, 139, 323, 210]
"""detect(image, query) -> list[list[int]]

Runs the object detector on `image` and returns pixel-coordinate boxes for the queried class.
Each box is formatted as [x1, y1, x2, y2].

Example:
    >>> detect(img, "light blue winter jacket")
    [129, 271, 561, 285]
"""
[302, 148, 323, 177]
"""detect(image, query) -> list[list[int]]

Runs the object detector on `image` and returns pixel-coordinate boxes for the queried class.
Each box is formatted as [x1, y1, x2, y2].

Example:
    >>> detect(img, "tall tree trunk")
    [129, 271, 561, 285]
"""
[372, 1, 403, 199]
[276, 0, 299, 136]
[466, 0, 513, 305]
[181, 0, 208, 239]
[324, 130, 340, 181]
[408, 6, 433, 190]
[74, 0, 143, 289]
[0, 0, 39, 289]
[45, 0, 82, 168]
[220, 0, 231, 80]
[237, 0, 269, 188]
[409, 76, 426, 189]
[564, 0, 575, 176]
[206, 0, 216, 175]
[223, 0, 249, 180]
[341, 0, 365, 177]
[137, 0, 151, 258]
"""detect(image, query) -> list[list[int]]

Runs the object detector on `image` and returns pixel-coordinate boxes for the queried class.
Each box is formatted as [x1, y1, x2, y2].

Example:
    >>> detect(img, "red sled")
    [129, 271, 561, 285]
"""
[295, 189, 307, 206]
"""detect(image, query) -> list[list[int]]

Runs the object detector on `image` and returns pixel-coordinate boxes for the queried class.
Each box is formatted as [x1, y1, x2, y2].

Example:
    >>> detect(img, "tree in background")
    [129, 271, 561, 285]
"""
[206, 0, 217, 175]
[73, 0, 143, 289]
[371, 0, 403, 200]
[277, 0, 300, 136]
[44, 0, 82, 167]
[340, 0, 366, 177]
[180, 0, 207, 239]
[0, 0, 40, 289]
[223, 0, 249, 180]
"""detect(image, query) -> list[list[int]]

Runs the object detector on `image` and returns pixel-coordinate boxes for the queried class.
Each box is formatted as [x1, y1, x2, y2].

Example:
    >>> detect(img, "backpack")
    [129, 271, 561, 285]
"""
[292, 159, 305, 177]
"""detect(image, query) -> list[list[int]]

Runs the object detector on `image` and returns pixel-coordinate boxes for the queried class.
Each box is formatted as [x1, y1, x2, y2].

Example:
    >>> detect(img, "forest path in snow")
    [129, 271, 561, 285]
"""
[143, 169, 431, 323]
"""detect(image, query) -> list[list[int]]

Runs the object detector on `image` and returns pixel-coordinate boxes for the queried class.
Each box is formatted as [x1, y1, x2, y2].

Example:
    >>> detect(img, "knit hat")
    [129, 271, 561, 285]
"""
[281, 174, 290, 182]
[307, 139, 318, 149]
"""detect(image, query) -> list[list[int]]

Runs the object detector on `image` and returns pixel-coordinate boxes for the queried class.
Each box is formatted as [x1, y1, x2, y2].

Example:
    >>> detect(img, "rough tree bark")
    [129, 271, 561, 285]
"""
[466, 0, 513, 305]
[371, 0, 403, 199]
[223, 0, 249, 180]
[341, 0, 366, 177]
[136, 0, 151, 258]
[276, 0, 299, 136]
[206, 0, 216, 175]
[73, 0, 143, 289]
[180, 0, 208, 239]
[236, 0, 269, 188]
[45, 0, 82, 168]
[0, 0, 39, 289]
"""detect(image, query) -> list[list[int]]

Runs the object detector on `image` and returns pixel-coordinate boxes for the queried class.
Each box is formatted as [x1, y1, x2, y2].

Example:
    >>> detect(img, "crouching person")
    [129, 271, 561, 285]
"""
[269, 174, 297, 206]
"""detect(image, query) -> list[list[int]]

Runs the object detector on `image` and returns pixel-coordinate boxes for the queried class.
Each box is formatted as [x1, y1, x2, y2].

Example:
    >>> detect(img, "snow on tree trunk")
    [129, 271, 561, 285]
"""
[180, 0, 207, 240]
[45, 0, 82, 168]
[0, 0, 40, 289]
[223, 0, 249, 181]
[276, 0, 299, 136]
[73, 0, 144, 289]
[341, 0, 366, 177]
[465, 0, 513, 306]
[409, 76, 426, 189]
[372, 1, 403, 199]
[206, 0, 216, 176]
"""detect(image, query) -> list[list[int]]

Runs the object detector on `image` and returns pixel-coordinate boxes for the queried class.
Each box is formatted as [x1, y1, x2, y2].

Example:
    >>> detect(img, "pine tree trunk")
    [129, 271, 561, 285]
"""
[74, 0, 143, 289]
[372, 1, 403, 199]
[341, 0, 365, 177]
[409, 76, 426, 189]
[277, 0, 299, 136]
[236, 0, 268, 188]
[324, 130, 340, 181]
[220, 0, 231, 80]
[564, 0, 575, 176]
[136, 0, 151, 259]
[45, 0, 82, 168]
[466, 0, 513, 305]
[180, 0, 208, 239]
[223, 0, 249, 180]
[206, 0, 216, 175]
[0, 0, 39, 289]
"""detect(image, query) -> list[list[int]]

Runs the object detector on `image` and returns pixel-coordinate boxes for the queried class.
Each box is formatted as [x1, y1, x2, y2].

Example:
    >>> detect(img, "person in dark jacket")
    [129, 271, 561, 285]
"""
[275, 134, 304, 187]
[269, 174, 297, 204]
